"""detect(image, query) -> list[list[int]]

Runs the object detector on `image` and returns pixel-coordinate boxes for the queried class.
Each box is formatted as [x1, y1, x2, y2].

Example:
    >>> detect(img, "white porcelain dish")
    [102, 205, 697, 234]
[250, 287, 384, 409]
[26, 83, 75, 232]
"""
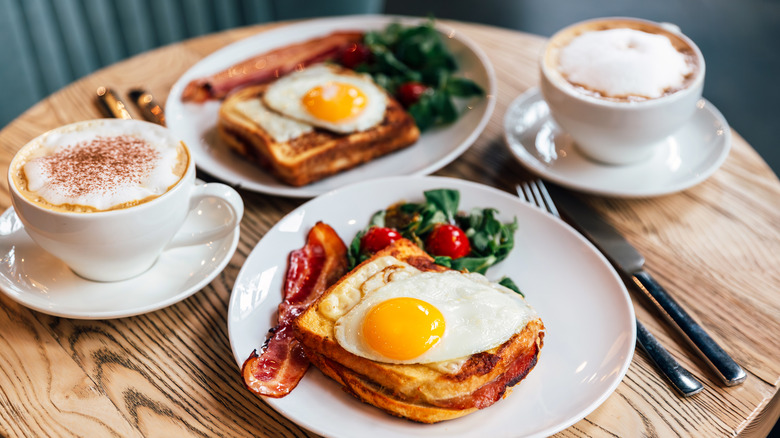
[166, 15, 496, 198]
[228, 176, 636, 438]
[0, 199, 239, 319]
[503, 88, 731, 198]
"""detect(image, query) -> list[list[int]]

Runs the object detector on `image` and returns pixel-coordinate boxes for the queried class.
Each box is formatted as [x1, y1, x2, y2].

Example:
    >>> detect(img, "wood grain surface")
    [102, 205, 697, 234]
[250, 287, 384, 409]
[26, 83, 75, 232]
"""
[0, 19, 778, 438]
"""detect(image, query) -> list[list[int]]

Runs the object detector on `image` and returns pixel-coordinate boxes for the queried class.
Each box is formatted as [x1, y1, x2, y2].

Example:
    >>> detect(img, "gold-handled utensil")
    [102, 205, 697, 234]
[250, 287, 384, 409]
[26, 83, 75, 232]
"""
[96, 86, 133, 119]
[128, 88, 166, 126]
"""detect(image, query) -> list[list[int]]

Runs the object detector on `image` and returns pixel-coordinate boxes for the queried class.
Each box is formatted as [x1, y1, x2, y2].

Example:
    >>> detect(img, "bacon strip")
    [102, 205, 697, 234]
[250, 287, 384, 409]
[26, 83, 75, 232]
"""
[182, 31, 364, 103]
[241, 222, 348, 397]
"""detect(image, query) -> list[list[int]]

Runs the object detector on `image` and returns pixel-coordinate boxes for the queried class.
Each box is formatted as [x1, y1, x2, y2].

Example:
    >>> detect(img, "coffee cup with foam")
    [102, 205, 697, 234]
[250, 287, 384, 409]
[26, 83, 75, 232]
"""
[540, 17, 705, 165]
[8, 119, 244, 282]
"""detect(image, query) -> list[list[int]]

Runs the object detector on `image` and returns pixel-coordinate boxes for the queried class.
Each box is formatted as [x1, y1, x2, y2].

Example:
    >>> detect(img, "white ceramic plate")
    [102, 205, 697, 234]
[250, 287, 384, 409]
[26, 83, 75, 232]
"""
[228, 176, 635, 438]
[503, 88, 731, 198]
[166, 15, 496, 198]
[0, 198, 240, 319]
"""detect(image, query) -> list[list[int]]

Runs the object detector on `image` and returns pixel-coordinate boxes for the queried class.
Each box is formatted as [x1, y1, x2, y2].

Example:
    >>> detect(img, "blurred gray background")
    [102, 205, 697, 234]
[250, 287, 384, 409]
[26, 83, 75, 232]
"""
[1, 0, 778, 176]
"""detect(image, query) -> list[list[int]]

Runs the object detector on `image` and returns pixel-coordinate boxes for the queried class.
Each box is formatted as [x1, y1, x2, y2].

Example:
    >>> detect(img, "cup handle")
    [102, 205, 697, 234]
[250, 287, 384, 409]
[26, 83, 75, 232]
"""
[165, 182, 244, 249]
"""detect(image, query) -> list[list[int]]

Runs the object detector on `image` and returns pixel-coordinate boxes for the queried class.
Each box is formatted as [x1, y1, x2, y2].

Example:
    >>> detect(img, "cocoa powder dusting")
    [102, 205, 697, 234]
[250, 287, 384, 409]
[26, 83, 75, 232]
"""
[40, 135, 159, 197]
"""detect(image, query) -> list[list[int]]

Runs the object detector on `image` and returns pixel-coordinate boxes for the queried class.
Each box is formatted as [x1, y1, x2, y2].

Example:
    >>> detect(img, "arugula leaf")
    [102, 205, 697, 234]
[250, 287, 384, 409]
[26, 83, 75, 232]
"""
[498, 277, 524, 297]
[357, 20, 484, 131]
[451, 255, 497, 275]
[346, 189, 523, 294]
[446, 77, 485, 97]
[432, 91, 458, 124]
[347, 229, 366, 268]
[424, 189, 459, 223]
[433, 255, 453, 268]
[408, 97, 436, 131]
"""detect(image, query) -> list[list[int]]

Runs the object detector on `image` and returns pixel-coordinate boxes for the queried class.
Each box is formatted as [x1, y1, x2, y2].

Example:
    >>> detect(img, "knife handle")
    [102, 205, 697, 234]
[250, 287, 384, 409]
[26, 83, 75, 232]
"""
[633, 270, 747, 386]
[96, 87, 132, 120]
[636, 319, 703, 396]
[128, 88, 166, 126]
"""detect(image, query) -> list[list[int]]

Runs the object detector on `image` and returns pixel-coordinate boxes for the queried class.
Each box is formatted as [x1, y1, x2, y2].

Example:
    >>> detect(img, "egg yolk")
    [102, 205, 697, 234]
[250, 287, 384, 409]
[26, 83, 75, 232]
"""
[302, 81, 367, 123]
[362, 297, 445, 361]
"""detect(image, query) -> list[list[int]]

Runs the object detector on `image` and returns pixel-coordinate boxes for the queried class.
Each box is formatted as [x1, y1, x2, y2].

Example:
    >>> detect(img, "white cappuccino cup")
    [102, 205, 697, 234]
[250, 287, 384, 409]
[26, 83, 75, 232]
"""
[8, 119, 244, 282]
[540, 17, 705, 165]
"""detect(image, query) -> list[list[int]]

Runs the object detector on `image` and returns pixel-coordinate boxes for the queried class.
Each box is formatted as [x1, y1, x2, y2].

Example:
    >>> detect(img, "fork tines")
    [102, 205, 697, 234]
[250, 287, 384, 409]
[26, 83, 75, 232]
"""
[518, 180, 560, 218]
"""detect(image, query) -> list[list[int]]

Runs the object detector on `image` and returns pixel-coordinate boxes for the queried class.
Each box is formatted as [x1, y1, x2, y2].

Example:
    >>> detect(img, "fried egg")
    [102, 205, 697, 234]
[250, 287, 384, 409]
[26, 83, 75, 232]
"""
[326, 257, 537, 365]
[263, 64, 388, 134]
[233, 98, 314, 143]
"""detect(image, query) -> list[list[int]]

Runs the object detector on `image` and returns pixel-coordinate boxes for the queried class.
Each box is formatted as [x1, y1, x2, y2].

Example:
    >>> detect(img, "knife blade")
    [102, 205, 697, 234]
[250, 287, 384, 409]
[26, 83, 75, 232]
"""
[546, 184, 746, 386]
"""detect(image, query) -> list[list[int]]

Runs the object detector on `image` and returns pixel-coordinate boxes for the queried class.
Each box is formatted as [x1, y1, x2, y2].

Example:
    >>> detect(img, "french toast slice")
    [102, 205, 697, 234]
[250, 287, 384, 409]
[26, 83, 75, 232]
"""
[293, 238, 545, 423]
[217, 77, 420, 187]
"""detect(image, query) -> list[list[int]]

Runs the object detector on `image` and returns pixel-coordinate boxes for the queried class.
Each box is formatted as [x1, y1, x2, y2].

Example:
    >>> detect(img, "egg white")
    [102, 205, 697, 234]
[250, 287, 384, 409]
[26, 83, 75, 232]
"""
[331, 258, 537, 365]
[233, 97, 314, 143]
[263, 64, 388, 134]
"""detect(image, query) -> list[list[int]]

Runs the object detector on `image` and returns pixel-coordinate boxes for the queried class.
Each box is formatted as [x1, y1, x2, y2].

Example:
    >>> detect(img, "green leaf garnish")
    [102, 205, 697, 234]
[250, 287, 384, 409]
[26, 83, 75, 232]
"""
[358, 20, 484, 131]
[498, 277, 524, 297]
[347, 189, 523, 291]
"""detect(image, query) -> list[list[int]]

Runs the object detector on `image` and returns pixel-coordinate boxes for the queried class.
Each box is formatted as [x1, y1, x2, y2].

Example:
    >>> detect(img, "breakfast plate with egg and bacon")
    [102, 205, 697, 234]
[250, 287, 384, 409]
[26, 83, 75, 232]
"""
[227, 176, 636, 438]
[166, 15, 495, 198]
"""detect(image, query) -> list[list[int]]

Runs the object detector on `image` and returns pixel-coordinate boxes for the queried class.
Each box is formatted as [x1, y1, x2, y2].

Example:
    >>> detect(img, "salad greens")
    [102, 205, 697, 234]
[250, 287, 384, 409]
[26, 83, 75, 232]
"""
[348, 189, 523, 295]
[356, 20, 484, 131]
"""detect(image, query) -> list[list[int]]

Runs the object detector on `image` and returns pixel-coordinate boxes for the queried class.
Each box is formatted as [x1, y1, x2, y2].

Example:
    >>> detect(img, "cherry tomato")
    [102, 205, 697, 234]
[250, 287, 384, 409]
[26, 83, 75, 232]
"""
[340, 43, 372, 69]
[360, 227, 402, 254]
[396, 81, 429, 107]
[425, 224, 471, 259]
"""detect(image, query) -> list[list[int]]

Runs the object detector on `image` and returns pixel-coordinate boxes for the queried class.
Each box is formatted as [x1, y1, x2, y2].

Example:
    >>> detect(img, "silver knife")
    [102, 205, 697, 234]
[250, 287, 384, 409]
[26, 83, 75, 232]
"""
[518, 183, 703, 395]
[546, 184, 746, 386]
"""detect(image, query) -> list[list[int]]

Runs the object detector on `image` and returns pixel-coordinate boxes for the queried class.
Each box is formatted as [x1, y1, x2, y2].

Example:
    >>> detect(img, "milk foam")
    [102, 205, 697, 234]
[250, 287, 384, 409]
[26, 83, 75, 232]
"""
[558, 28, 693, 99]
[21, 124, 184, 211]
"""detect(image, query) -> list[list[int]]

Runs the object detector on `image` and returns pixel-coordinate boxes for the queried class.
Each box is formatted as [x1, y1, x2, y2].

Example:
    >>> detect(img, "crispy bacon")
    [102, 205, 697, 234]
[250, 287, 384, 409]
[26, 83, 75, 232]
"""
[182, 31, 364, 102]
[241, 222, 348, 397]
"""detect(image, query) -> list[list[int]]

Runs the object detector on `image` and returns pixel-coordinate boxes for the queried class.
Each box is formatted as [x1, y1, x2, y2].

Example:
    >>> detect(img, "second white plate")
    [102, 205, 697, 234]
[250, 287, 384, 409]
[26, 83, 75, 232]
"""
[166, 15, 496, 198]
[228, 176, 635, 438]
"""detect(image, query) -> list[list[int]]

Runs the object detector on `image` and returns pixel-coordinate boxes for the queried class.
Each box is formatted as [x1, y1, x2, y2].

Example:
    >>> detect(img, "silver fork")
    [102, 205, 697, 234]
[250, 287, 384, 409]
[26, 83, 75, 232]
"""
[517, 179, 704, 397]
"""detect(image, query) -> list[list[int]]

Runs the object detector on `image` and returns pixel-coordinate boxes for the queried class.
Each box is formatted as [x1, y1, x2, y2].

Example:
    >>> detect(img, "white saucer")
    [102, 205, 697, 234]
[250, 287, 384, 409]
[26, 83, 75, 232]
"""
[0, 200, 240, 319]
[503, 88, 731, 198]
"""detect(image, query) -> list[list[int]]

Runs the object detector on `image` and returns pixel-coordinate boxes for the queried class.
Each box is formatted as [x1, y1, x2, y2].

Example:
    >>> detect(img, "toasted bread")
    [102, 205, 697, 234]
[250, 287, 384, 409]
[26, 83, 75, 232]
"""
[217, 72, 420, 187]
[293, 239, 545, 423]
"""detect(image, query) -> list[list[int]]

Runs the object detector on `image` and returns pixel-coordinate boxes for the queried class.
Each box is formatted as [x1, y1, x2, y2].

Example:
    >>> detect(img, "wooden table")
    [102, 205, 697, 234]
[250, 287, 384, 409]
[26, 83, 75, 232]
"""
[1, 19, 779, 438]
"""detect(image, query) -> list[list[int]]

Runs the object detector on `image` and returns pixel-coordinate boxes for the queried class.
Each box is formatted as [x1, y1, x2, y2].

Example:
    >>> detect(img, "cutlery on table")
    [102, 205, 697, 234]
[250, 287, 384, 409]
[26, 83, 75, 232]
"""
[96, 86, 133, 119]
[540, 181, 746, 387]
[129, 88, 166, 126]
[119, 88, 211, 183]
[517, 180, 704, 397]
